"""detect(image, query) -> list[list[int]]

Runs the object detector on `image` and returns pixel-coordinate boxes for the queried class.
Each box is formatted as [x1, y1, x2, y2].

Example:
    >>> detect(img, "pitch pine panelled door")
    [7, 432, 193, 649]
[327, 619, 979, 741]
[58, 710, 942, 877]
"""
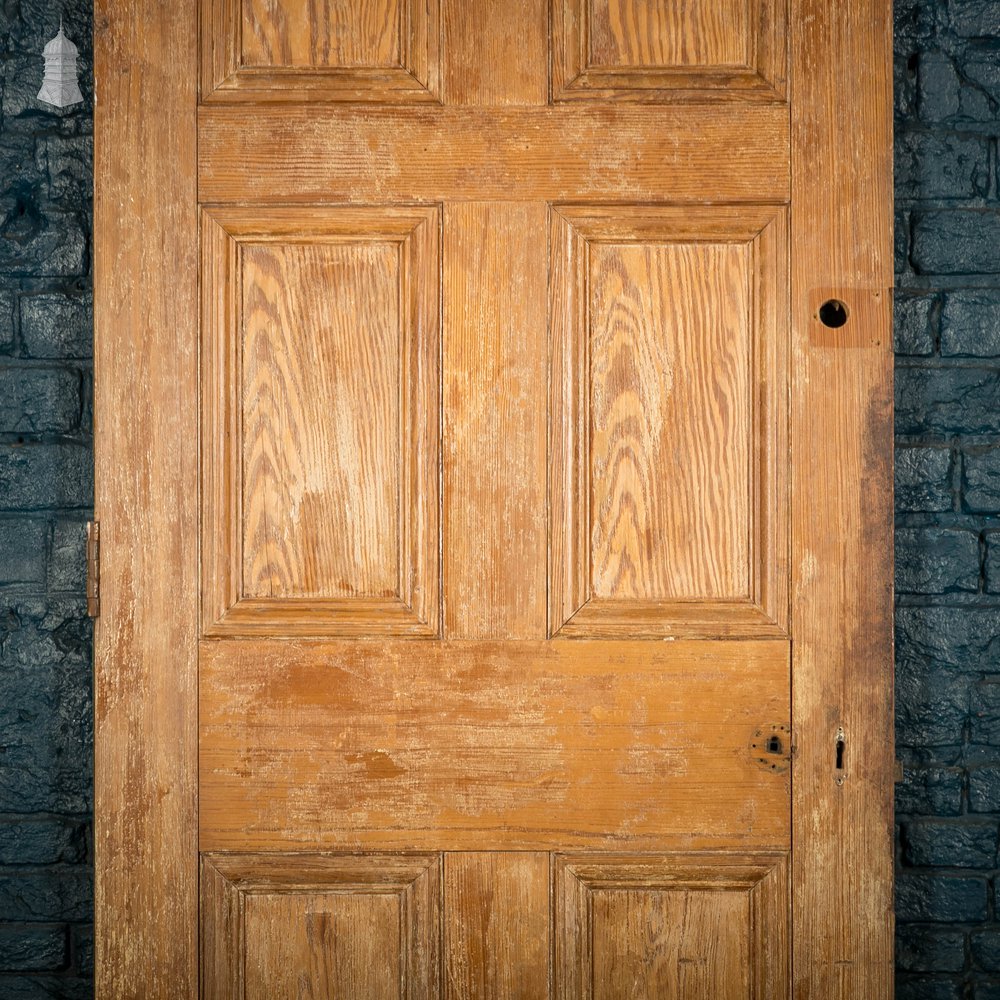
[94, 0, 893, 996]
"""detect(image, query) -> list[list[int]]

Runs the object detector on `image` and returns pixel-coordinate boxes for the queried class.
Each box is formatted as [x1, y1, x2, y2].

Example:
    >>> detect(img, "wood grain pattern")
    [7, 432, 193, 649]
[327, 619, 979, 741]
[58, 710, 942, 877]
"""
[201, 853, 441, 999]
[549, 204, 789, 638]
[202, 0, 439, 101]
[556, 853, 789, 999]
[588, 0, 751, 68]
[552, 0, 788, 100]
[199, 639, 791, 851]
[442, 0, 547, 105]
[588, 240, 751, 602]
[201, 205, 441, 637]
[240, 0, 401, 69]
[790, 0, 895, 992]
[443, 203, 547, 639]
[198, 104, 791, 204]
[93, 0, 199, 994]
[241, 241, 400, 601]
[444, 853, 550, 999]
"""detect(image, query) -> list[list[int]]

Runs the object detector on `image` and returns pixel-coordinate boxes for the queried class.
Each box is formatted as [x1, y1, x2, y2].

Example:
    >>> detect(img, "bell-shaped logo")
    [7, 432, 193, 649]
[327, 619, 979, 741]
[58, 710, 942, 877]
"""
[37, 21, 84, 109]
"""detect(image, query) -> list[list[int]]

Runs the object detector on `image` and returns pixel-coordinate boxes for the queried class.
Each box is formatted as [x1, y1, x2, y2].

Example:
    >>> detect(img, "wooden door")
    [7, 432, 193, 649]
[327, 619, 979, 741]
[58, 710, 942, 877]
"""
[93, 0, 893, 996]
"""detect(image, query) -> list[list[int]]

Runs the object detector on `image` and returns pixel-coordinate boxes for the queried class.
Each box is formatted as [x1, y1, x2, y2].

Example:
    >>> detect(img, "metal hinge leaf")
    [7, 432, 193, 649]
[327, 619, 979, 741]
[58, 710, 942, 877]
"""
[86, 521, 100, 618]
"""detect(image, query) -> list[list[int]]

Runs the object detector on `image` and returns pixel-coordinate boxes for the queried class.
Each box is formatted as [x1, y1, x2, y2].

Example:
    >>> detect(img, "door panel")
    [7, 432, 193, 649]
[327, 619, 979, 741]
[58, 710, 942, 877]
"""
[94, 0, 893, 993]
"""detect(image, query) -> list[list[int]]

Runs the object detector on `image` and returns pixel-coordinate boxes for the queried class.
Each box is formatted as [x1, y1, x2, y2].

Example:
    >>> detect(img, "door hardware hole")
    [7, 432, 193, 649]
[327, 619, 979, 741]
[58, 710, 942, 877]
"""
[767, 735, 783, 754]
[836, 737, 845, 770]
[819, 299, 849, 328]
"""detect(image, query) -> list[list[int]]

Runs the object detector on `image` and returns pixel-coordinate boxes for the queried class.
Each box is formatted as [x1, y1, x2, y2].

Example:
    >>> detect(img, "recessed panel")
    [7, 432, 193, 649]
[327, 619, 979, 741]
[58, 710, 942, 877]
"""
[552, 0, 787, 100]
[241, 0, 402, 69]
[588, 241, 750, 603]
[202, 0, 439, 101]
[202, 854, 440, 1000]
[201, 206, 440, 637]
[549, 205, 788, 638]
[555, 853, 789, 1000]
[241, 242, 400, 602]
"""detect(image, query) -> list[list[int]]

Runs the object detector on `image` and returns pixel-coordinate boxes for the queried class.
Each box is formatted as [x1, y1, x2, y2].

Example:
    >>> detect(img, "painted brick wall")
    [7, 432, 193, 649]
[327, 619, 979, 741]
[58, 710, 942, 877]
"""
[0, 1, 94, 997]
[1, 0, 998, 996]
[895, 0, 1000, 997]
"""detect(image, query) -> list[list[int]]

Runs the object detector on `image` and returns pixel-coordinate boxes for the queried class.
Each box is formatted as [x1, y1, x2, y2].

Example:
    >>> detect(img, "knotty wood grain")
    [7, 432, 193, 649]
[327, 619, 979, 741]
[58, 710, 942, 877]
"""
[443, 203, 547, 639]
[790, 0, 894, 994]
[93, 0, 198, 995]
[241, 242, 400, 600]
[241, 0, 401, 69]
[199, 639, 791, 851]
[198, 104, 790, 204]
[444, 853, 550, 999]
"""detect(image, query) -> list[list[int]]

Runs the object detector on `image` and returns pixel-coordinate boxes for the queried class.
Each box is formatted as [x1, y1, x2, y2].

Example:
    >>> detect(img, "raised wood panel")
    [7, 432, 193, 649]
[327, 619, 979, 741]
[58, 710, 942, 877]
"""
[202, 0, 440, 102]
[201, 853, 440, 999]
[199, 639, 791, 851]
[549, 205, 789, 639]
[443, 203, 547, 639]
[198, 104, 791, 204]
[201, 205, 440, 637]
[552, 0, 788, 100]
[555, 853, 789, 999]
[444, 853, 550, 999]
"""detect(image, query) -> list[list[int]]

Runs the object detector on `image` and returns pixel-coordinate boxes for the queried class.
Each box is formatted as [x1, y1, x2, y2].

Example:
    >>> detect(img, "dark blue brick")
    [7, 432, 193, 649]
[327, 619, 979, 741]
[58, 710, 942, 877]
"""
[0, 821, 85, 866]
[71, 925, 91, 976]
[951, 0, 1000, 35]
[0, 368, 79, 435]
[898, 873, 989, 921]
[897, 926, 966, 972]
[35, 136, 92, 205]
[47, 520, 85, 594]
[0, 444, 92, 512]
[0, 519, 47, 588]
[971, 766, 1000, 812]
[897, 765, 964, 816]
[19, 293, 92, 361]
[896, 447, 954, 512]
[895, 294, 938, 356]
[0, 975, 92, 999]
[897, 607, 1000, 674]
[985, 533, 1000, 593]
[896, 527, 980, 593]
[942, 291, 1000, 357]
[0, 927, 65, 972]
[897, 977, 963, 1000]
[975, 985, 1000, 1000]
[0, 870, 92, 922]
[965, 449, 1000, 511]
[0, 200, 86, 279]
[897, 366, 1000, 435]
[0, 292, 13, 353]
[903, 819, 998, 868]
[974, 930, 1000, 972]
[918, 51, 962, 121]
[896, 130, 991, 199]
[973, 683, 1000, 745]
[913, 212, 1000, 274]
[897, 662, 969, 747]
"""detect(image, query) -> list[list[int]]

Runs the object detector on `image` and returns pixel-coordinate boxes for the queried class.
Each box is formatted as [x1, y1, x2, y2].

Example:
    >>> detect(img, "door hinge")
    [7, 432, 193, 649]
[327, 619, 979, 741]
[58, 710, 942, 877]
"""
[86, 521, 100, 619]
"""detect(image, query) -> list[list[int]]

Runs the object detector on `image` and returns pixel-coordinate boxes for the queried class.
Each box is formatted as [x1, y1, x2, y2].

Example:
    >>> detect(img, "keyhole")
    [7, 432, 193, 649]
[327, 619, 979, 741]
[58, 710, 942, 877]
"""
[836, 736, 845, 770]
[819, 299, 849, 328]
[767, 735, 782, 755]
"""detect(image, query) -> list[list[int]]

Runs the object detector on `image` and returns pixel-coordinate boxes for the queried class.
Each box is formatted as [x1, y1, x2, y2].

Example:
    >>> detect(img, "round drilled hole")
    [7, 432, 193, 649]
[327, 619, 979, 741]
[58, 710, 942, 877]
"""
[818, 299, 849, 329]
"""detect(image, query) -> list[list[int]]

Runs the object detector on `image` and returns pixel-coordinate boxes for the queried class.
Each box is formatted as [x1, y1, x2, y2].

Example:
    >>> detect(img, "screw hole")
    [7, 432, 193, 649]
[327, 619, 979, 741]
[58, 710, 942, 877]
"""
[767, 735, 782, 754]
[819, 299, 849, 329]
